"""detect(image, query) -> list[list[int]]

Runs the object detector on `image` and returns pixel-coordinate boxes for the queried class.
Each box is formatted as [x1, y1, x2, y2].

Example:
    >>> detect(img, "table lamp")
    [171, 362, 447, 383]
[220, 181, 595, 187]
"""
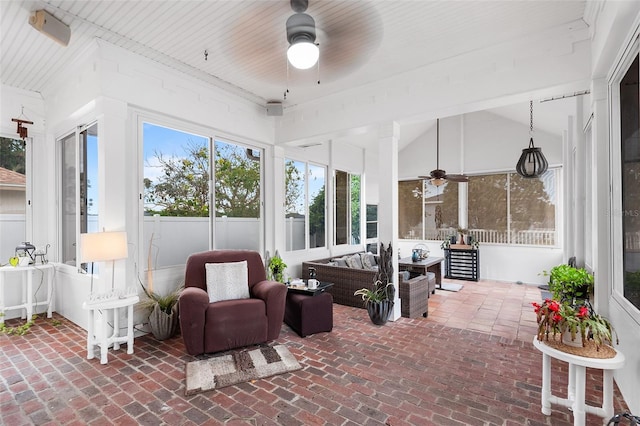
[79, 231, 128, 294]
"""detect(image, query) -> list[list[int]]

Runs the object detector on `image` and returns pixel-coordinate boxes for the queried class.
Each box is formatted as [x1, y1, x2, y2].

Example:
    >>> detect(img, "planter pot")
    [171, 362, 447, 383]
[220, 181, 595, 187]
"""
[561, 329, 583, 348]
[148, 303, 179, 340]
[366, 300, 394, 325]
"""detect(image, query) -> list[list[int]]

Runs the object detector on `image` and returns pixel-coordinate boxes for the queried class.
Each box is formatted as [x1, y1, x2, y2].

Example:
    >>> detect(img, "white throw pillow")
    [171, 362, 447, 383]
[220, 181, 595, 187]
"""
[205, 261, 250, 303]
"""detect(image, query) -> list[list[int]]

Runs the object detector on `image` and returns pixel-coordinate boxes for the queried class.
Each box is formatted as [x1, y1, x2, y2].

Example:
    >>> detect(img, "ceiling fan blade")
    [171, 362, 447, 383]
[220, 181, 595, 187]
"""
[445, 174, 469, 182]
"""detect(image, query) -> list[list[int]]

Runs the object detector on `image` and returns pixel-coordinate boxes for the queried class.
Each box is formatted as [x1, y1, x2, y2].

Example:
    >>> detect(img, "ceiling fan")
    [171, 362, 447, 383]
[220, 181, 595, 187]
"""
[419, 118, 469, 186]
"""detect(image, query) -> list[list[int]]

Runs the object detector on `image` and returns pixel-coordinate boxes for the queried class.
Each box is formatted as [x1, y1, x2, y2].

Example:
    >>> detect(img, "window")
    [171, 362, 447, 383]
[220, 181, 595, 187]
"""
[285, 159, 326, 251]
[0, 137, 27, 261]
[468, 170, 557, 245]
[399, 171, 557, 245]
[365, 204, 378, 253]
[214, 139, 262, 250]
[142, 123, 210, 268]
[619, 53, 640, 310]
[398, 179, 458, 240]
[58, 123, 98, 268]
[334, 170, 360, 245]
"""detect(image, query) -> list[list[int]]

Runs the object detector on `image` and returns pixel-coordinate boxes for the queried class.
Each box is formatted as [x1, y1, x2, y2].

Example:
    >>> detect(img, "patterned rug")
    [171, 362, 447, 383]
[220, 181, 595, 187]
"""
[185, 344, 301, 395]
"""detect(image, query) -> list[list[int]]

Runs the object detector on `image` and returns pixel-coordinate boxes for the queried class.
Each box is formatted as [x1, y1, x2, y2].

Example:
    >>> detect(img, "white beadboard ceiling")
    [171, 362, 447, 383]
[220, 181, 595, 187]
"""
[1, 0, 587, 111]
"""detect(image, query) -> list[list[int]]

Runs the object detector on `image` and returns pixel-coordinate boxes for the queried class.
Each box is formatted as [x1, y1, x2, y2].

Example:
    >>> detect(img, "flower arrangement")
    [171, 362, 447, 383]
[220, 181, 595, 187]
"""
[532, 299, 617, 350]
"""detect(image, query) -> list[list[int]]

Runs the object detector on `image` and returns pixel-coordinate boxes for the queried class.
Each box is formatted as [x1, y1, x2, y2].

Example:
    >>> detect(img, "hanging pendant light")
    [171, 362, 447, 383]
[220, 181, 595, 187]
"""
[516, 100, 548, 178]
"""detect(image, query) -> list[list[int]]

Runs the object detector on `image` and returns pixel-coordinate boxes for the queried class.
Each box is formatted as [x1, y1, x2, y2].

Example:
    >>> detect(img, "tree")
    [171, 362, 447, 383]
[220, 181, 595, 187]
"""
[0, 137, 25, 174]
[214, 142, 260, 218]
[308, 185, 325, 244]
[284, 159, 304, 215]
[145, 142, 210, 217]
[145, 141, 263, 218]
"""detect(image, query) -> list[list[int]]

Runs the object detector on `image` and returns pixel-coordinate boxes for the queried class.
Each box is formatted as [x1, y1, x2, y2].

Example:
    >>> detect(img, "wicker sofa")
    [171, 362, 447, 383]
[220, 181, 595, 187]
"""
[302, 253, 436, 318]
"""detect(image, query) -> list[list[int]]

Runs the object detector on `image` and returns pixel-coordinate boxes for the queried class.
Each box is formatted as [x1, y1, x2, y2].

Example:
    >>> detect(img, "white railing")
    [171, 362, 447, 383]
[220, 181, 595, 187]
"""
[416, 227, 557, 246]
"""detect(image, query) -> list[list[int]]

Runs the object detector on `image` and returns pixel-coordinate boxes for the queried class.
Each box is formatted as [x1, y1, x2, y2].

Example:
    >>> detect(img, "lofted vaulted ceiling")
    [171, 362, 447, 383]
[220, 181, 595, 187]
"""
[1, 0, 588, 111]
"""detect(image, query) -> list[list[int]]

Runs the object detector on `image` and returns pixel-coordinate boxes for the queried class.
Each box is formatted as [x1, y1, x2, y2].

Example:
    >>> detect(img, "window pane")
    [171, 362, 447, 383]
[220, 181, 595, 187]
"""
[215, 140, 261, 250]
[399, 180, 423, 239]
[0, 137, 26, 261]
[82, 124, 99, 234]
[350, 174, 361, 244]
[468, 174, 508, 243]
[143, 123, 209, 268]
[308, 164, 325, 248]
[59, 132, 77, 265]
[620, 54, 640, 309]
[285, 159, 306, 251]
[510, 170, 556, 245]
[425, 180, 458, 240]
[335, 170, 349, 245]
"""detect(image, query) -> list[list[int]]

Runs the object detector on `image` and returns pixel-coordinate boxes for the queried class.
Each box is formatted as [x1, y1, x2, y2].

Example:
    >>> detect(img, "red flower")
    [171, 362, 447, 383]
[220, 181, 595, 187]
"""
[532, 302, 541, 313]
[548, 301, 560, 312]
[553, 313, 563, 322]
[577, 306, 589, 318]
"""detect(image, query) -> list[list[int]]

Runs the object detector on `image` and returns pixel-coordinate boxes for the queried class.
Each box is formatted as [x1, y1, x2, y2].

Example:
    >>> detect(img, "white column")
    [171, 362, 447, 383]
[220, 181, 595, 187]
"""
[378, 122, 401, 321]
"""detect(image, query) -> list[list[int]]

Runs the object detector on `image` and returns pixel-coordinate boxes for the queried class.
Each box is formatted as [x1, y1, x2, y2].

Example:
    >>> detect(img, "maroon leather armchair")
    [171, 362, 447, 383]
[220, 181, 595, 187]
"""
[179, 250, 287, 356]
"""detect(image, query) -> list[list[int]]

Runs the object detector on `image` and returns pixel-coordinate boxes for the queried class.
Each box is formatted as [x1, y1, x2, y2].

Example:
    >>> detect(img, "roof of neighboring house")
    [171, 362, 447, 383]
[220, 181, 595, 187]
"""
[0, 166, 26, 187]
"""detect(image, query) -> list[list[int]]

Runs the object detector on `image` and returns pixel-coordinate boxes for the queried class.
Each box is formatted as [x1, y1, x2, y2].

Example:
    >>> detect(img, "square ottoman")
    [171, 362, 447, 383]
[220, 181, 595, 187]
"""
[284, 292, 333, 337]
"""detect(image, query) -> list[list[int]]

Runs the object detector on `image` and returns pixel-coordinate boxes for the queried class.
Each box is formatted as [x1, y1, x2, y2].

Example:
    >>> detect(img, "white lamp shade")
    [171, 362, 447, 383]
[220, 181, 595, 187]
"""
[80, 231, 128, 263]
[287, 41, 319, 69]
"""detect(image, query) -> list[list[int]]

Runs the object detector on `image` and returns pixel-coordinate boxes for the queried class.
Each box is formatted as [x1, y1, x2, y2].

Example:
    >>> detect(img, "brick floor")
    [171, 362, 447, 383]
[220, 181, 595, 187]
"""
[0, 279, 629, 425]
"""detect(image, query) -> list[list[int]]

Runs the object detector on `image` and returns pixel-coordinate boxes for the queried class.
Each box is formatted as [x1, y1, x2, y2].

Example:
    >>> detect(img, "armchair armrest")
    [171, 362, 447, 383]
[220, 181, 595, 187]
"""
[252, 280, 287, 340]
[178, 286, 210, 356]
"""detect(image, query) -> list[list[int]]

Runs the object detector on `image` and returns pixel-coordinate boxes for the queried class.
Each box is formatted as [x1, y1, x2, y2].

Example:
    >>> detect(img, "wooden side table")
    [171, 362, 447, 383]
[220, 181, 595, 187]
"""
[0, 263, 55, 324]
[82, 295, 139, 364]
[532, 337, 625, 426]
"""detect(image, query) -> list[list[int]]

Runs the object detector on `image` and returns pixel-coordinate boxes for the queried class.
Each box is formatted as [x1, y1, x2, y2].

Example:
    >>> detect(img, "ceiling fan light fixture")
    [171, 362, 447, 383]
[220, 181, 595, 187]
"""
[287, 40, 319, 69]
[286, 12, 319, 70]
[431, 178, 446, 187]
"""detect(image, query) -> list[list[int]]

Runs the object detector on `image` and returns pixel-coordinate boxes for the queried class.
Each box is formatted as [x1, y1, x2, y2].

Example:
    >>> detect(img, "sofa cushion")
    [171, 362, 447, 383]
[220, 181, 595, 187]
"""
[205, 261, 250, 303]
[360, 252, 377, 270]
[331, 257, 348, 267]
[346, 253, 364, 269]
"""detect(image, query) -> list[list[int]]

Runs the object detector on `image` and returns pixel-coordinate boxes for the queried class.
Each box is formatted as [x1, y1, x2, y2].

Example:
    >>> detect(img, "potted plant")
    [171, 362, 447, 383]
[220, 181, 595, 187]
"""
[267, 251, 287, 283]
[543, 264, 594, 304]
[354, 242, 395, 325]
[532, 299, 617, 351]
[139, 282, 183, 340]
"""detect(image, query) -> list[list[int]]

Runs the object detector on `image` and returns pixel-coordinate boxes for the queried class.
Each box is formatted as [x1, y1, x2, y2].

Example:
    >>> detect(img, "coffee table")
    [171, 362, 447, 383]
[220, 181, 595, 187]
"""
[398, 256, 444, 288]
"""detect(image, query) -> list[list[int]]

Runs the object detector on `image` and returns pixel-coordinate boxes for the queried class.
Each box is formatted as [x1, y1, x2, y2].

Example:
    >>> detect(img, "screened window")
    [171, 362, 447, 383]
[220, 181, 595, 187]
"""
[142, 123, 210, 268]
[58, 123, 98, 269]
[334, 170, 361, 245]
[214, 140, 262, 250]
[619, 53, 640, 310]
[398, 179, 458, 240]
[468, 170, 556, 245]
[285, 159, 326, 251]
[0, 137, 27, 261]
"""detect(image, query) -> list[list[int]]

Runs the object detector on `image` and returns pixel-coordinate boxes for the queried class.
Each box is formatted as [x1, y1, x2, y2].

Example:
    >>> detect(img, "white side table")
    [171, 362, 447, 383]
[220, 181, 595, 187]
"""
[533, 337, 625, 426]
[82, 295, 139, 364]
[0, 263, 55, 323]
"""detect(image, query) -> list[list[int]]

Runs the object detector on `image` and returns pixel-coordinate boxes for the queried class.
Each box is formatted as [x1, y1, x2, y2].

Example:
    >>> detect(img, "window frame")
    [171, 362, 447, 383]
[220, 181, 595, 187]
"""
[609, 33, 640, 318]
[284, 157, 327, 252]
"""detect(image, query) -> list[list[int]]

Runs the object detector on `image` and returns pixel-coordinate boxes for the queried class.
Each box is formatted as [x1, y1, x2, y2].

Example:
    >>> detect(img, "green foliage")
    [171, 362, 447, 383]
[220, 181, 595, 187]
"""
[0, 137, 26, 174]
[144, 140, 261, 218]
[308, 185, 325, 237]
[139, 283, 183, 315]
[0, 314, 61, 336]
[284, 160, 304, 215]
[268, 254, 287, 283]
[355, 242, 395, 303]
[354, 282, 394, 303]
[544, 264, 594, 303]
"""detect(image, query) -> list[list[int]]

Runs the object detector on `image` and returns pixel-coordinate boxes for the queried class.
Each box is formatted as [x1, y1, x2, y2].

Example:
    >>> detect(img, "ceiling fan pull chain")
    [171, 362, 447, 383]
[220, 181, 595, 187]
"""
[530, 100, 534, 134]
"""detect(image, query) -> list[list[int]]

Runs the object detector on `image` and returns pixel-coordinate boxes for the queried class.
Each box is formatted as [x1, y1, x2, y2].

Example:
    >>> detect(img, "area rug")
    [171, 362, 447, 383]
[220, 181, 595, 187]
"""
[440, 282, 464, 292]
[185, 344, 301, 395]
